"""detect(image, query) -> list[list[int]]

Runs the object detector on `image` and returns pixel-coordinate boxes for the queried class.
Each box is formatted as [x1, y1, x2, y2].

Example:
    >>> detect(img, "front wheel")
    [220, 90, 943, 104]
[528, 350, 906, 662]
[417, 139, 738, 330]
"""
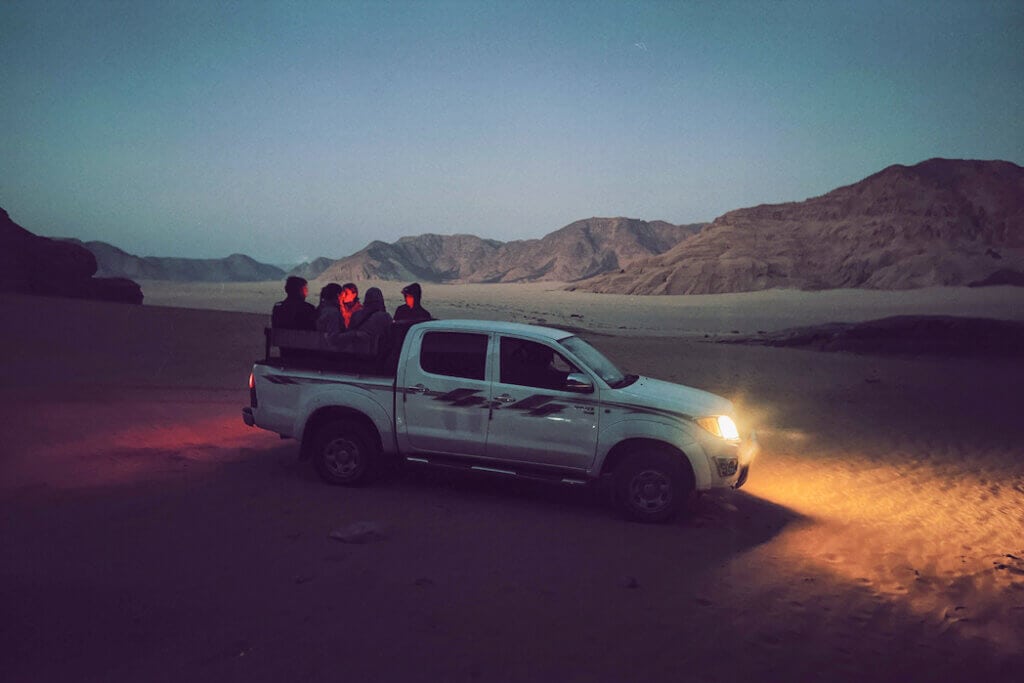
[311, 420, 380, 486]
[613, 450, 693, 523]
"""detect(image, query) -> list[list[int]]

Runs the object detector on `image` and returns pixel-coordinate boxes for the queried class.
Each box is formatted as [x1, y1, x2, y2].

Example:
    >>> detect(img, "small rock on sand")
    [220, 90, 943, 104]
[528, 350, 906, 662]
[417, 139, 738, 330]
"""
[329, 522, 386, 544]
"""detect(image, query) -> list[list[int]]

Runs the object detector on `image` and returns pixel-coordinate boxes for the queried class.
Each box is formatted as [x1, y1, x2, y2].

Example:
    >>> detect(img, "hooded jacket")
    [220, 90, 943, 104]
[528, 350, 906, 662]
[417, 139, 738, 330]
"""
[394, 282, 432, 323]
[325, 287, 392, 355]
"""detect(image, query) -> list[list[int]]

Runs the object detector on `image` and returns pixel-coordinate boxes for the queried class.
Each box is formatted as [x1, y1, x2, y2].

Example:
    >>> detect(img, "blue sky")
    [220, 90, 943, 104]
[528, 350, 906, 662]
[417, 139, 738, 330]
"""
[2, 0, 1021, 264]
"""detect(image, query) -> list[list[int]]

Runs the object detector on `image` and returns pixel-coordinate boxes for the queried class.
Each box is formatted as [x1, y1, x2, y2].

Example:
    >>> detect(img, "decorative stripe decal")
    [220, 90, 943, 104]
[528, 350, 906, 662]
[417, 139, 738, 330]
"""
[431, 388, 491, 408]
[263, 374, 695, 423]
[263, 374, 391, 392]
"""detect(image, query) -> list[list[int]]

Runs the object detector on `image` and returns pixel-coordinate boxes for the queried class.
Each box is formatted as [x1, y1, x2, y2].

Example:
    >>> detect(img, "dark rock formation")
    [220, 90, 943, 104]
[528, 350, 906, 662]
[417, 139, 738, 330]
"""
[0, 207, 143, 304]
[85, 277, 144, 304]
[724, 316, 1024, 357]
[968, 269, 1024, 287]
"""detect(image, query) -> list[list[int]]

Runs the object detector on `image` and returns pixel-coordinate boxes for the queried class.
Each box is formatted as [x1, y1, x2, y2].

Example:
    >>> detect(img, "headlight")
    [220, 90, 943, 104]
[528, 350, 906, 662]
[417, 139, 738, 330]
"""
[696, 415, 740, 441]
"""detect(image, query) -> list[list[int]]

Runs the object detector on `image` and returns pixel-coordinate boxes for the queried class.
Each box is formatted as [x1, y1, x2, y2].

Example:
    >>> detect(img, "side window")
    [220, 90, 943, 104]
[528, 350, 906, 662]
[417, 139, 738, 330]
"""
[419, 332, 488, 381]
[500, 337, 579, 390]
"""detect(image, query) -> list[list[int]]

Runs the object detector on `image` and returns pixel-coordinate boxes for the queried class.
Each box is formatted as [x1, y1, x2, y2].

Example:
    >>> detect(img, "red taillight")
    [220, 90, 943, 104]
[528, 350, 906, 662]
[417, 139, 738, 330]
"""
[248, 372, 255, 390]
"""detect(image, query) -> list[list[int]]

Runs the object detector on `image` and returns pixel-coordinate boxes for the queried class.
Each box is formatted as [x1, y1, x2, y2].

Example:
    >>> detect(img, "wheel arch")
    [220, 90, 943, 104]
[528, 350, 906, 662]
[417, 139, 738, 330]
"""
[301, 407, 382, 460]
[600, 438, 693, 483]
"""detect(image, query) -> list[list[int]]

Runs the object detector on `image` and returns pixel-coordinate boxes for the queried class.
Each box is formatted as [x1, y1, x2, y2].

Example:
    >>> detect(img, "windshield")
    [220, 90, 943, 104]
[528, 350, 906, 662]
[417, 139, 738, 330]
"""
[559, 336, 627, 387]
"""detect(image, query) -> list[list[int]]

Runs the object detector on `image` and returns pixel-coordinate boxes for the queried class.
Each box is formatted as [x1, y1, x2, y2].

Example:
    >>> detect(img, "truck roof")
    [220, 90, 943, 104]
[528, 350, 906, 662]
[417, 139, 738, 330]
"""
[414, 319, 576, 341]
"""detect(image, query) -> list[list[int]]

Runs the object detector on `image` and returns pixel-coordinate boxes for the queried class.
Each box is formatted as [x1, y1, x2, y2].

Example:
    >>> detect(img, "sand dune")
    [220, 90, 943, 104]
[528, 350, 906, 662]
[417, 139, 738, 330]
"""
[1, 292, 1022, 681]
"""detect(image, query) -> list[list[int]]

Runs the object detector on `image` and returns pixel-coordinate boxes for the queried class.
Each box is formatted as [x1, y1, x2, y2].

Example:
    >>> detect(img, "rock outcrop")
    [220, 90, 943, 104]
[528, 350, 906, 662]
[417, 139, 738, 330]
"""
[288, 257, 336, 280]
[579, 159, 1024, 294]
[316, 218, 701, 284]
[65, 239, 287, 282]
[0, 208, 143, 304]
[726, 316, 1024, 357]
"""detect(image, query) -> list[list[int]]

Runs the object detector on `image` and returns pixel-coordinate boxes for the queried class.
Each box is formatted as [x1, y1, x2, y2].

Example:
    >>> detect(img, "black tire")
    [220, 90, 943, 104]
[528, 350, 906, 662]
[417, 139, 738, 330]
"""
[612, 449, 694, 523]
[311, 420, 380, 486]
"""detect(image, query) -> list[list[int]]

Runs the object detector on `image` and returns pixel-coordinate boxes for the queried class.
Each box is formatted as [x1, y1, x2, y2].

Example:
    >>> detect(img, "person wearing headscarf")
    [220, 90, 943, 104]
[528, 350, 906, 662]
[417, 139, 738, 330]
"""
[315, 283, 344, 334]
[339, 282, 363, 329]
[326, 287, 392, 355]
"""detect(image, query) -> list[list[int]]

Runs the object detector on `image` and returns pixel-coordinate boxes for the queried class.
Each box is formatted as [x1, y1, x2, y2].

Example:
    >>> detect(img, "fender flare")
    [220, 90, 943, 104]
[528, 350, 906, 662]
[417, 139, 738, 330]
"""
[295, 387, 394, 455]
[595, 418, 713, 490]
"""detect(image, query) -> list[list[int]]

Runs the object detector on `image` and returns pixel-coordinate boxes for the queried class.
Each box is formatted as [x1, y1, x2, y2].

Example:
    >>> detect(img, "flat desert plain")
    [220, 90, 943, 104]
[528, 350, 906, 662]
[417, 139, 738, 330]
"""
[2, 285, 1023, 682]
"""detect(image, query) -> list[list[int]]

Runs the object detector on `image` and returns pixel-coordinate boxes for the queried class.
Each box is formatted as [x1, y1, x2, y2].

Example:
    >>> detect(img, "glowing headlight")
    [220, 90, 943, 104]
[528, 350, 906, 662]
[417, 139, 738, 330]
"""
[696, 415, 740, 441]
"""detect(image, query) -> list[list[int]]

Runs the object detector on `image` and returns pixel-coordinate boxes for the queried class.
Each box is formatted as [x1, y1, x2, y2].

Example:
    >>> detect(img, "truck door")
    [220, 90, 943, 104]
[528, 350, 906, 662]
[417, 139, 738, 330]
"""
[485, 336, 599, 470]
[399, 330, 492, 457]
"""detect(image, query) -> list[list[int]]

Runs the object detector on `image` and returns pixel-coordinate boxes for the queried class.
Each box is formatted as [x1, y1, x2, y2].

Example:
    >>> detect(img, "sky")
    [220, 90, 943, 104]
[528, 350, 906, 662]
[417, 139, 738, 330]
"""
[1, 0, 1022, 265]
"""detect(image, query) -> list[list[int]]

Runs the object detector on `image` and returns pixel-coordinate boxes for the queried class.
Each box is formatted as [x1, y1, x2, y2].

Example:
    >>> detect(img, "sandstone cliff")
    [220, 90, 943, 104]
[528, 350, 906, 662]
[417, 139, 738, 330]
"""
[579, 159, 1024, 294]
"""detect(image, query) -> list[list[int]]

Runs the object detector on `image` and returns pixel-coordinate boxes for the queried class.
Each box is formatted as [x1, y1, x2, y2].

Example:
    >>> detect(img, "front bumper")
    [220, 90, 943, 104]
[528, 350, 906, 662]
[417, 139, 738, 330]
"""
[703, 430, 759, 489]
[733, 431, 759, 489]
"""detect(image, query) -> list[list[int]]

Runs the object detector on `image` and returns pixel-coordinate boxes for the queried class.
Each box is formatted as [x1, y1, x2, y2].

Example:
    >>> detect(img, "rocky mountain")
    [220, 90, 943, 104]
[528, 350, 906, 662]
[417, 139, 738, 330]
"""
[65, 240, 286, 282]
[0, 208, 142, 304]
[287, 257, 336, 280]
[318, 233, 503, 283]
[316, 218, 702, 284]
[579, 159, 1024, 295]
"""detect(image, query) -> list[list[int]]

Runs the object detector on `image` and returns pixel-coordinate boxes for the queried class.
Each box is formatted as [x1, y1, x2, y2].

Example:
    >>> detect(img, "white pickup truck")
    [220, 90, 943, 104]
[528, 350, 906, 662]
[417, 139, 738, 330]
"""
[243, 319, 757, 522]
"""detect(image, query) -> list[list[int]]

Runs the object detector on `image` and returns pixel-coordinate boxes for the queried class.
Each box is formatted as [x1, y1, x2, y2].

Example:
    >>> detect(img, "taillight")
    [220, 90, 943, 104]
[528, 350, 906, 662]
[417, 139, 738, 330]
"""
[248, 372, 255, 390]
[249, 372, 258, 408]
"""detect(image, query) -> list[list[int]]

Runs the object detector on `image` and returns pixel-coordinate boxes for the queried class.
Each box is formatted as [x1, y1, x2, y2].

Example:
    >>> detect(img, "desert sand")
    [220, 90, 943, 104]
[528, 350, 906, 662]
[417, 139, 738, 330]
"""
[139, 278, 1024, 337]
[2, 288, 1023, 682]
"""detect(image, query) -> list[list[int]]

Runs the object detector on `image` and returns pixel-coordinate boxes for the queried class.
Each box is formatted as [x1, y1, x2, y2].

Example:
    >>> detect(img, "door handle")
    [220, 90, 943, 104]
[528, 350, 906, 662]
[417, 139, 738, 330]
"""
[494, 393, 517, 404]
[407, 384, 429, 395]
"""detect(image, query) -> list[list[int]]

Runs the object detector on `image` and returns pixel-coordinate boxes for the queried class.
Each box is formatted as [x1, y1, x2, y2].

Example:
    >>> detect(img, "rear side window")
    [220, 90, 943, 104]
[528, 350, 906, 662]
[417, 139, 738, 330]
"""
[419, 332, 488, 380]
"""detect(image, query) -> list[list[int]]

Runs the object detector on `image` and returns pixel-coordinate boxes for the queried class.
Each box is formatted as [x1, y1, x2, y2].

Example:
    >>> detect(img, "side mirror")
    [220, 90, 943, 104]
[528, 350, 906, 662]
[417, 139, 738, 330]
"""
[564, 373, 594, 394]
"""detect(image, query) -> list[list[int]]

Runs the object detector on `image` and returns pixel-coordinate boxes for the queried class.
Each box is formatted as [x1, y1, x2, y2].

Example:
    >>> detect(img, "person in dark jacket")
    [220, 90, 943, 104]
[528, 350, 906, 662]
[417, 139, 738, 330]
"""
[326, 287, 392, 356]
[393, 282, 432, 323]
[315, 283, 344, 334]
[340, 282, 363, 329]
[271, 276, 316, 330]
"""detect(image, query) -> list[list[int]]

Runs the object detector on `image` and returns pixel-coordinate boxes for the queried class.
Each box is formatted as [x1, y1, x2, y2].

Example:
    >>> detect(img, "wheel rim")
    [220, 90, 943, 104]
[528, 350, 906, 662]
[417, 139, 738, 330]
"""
[323, 437, 364, 479]
[629, 469, 672, 513]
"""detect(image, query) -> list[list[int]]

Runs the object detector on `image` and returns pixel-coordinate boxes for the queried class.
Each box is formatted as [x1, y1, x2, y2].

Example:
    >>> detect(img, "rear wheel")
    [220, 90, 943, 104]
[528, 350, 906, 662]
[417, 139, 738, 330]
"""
[311, 420, 379, 486]
[613, 450, 693, 523]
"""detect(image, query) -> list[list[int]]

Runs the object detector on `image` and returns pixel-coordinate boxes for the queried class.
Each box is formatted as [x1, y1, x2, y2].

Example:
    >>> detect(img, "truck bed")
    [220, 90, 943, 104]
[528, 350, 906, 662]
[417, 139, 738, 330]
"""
[261, 321, 423, 377]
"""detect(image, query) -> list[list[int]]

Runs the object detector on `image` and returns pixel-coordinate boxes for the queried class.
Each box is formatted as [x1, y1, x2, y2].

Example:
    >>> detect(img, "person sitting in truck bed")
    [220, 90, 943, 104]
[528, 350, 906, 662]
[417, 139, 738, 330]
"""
[315, 283, 344, 334]
[271, 276, 317, 331]
[393, 282, 432, 323]
[325, 287, 392, 356]
[339, 282, 363, 329]
[271, 276, 317, 359]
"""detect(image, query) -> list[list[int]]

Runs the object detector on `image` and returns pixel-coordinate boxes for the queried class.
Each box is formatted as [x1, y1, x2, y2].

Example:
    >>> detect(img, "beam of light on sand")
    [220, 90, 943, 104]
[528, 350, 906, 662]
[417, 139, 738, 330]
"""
[737, 429, 1024, 653]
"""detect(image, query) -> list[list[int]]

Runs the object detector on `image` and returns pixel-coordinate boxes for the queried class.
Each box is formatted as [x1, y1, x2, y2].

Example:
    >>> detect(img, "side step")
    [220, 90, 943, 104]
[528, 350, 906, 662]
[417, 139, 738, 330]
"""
[404, 455, 588, 486]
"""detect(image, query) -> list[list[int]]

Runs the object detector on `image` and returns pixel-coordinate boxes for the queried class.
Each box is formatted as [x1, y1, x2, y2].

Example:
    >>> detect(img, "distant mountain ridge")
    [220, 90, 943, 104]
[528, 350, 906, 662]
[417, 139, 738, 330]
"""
[287, 257, 336, 280]
[316, 218, 703, 284]
[65, 239, 287, 282]
[579, 158, 1024, 294]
